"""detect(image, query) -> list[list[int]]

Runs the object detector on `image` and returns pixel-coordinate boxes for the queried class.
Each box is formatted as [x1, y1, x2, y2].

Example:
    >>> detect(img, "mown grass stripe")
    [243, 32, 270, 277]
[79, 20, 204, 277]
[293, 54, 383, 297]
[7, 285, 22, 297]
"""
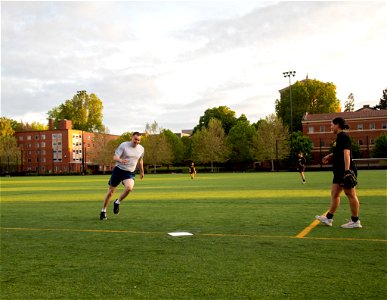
[2, 227, 386, 243]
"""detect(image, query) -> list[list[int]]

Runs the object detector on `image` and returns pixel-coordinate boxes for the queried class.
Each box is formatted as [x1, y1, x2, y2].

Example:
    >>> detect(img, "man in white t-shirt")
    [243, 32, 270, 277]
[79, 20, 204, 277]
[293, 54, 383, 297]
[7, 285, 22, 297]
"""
[100, 132, 144, 220]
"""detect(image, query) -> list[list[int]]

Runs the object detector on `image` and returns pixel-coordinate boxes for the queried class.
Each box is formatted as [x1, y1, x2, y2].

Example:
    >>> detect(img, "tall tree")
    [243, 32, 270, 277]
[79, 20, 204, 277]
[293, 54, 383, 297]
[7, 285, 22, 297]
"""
[192, 118, 229, 172]
[193, 106, 238, 135]
[344, 93, 355, 112]
[92, 132, 116, 174]
[251, 114, 289, 171]
[374, 88, 387, 110]
[47, 91, 104, 132]
[142, 121, 173, 173]
[161, 129, 184, 165]
[275, 79, 340, 131]
[227, 120, 255, 164]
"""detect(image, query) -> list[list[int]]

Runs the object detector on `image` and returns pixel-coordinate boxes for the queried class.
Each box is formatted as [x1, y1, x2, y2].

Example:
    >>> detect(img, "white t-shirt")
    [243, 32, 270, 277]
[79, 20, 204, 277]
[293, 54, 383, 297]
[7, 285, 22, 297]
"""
[114, 141, 144, 172]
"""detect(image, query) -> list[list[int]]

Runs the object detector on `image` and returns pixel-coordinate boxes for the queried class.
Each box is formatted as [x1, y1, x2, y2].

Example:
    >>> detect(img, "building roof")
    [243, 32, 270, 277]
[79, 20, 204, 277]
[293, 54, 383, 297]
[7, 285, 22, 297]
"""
[302, 108, 387, 122]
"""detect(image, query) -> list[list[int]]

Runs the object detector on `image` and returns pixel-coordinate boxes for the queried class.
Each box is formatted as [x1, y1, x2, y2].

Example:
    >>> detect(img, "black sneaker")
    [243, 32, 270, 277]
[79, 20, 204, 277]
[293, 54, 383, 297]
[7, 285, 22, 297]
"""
[113, 200, 120, 215]
[100, 211, 107, 220]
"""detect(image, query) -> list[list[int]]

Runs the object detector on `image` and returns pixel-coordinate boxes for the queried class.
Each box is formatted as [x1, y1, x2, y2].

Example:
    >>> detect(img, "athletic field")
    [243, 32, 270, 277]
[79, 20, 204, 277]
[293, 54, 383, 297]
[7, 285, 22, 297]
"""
[1, 171, 386, 299]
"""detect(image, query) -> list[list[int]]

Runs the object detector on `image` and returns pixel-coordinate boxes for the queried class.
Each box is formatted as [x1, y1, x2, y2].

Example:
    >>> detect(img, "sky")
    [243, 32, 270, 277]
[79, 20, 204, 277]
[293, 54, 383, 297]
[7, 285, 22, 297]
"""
[1, 0, 386, 135]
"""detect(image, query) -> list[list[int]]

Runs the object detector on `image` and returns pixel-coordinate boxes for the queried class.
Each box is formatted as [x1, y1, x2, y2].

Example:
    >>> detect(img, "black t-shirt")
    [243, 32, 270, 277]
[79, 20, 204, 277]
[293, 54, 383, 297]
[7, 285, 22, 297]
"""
[298, 157, 306, 168]
[332, 131, 353, 172]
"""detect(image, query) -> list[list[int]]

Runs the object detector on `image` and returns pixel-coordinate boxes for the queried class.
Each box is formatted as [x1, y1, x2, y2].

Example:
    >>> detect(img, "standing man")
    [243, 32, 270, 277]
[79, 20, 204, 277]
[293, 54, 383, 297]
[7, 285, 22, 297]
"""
[297, 152, 306, 184]
[315, 117, 362, 228]
[100, 132, 144, 220]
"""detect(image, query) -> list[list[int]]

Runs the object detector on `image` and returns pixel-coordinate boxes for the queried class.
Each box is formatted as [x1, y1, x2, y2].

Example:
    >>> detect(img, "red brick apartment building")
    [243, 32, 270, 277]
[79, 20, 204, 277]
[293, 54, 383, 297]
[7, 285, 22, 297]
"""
[302, 106, 387, 165]
[15, 119, 119, 174]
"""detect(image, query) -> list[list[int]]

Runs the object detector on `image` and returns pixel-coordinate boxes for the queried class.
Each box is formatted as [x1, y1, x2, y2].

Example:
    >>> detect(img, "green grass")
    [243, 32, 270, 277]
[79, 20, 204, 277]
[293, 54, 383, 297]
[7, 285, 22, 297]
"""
[1, 171, 386, 299]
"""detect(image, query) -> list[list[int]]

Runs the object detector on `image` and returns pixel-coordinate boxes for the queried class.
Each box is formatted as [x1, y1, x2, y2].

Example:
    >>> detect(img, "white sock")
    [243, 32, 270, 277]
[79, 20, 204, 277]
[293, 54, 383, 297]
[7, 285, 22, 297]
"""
[101, 208, 106, 212]
[115, 199, 120, 204]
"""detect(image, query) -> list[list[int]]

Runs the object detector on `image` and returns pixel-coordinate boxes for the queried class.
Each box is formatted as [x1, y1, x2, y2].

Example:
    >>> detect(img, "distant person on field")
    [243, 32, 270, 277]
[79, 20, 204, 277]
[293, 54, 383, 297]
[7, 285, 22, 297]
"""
[297, 152, 306, 184]
[189, 162, 197, 179]
[315, 117, 362, 228]
[100, 132, 144, 220]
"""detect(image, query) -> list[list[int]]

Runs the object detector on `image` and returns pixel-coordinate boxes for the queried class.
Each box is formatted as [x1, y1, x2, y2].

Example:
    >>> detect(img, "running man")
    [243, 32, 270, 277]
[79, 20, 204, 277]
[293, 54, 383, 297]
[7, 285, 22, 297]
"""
[100, 132, 144, 220]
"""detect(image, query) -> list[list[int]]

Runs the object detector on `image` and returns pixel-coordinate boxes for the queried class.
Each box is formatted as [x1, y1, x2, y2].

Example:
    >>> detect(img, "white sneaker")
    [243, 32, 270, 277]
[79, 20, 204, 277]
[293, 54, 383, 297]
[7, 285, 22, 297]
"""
[315, 215, 333, 227]
[341, 220, 362, 229]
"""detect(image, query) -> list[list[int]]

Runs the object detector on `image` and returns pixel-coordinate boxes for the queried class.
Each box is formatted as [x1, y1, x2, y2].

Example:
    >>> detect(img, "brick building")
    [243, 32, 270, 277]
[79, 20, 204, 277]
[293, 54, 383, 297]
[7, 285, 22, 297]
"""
[301, 106, 387, 165]
[15, 119, 119, 174]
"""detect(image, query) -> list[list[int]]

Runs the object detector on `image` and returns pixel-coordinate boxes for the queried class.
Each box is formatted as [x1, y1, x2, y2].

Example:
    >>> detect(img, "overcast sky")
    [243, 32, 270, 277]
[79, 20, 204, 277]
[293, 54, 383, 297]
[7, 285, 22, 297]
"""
[1, 1, 386, 135]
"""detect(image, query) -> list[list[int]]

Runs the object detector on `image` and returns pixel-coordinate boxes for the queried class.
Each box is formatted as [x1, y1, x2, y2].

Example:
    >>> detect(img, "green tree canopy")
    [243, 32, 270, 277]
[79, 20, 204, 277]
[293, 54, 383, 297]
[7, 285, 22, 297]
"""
[193, 106, 238, 135]
[275, 79, 340, 131]
[47, 91, 104, 132]
[251, 114, 289, 171]
[142, 121, 173, 173]
[372, 133, 387, 158]
[289, 131, 313, 164]
[192, 118, 229, 172]
[161, 129, 184, 165]
[227, 120, 256, 164]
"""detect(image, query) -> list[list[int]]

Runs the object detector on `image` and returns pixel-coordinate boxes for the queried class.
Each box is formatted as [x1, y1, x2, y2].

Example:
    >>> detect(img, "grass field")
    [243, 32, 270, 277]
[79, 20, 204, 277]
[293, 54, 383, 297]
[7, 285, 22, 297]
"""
[1, 170, 386, 299]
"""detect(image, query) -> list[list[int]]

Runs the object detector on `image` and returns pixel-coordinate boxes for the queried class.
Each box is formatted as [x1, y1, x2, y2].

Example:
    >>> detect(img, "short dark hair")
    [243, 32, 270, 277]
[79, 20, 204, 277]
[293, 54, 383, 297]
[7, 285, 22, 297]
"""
[132, 132, 142, 136]
[332, 117, 349, 130]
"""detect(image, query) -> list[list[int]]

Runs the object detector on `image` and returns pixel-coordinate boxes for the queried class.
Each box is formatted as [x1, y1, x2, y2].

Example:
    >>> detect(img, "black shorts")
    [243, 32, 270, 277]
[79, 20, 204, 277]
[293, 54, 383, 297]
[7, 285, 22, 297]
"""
[332, 169, 357, 186]
[108, 166, 136, 187]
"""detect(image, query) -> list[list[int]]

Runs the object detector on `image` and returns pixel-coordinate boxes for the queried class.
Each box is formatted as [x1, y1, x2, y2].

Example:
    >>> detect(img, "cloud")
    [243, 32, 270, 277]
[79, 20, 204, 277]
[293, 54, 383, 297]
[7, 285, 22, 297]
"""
[1, 1, 386, 135]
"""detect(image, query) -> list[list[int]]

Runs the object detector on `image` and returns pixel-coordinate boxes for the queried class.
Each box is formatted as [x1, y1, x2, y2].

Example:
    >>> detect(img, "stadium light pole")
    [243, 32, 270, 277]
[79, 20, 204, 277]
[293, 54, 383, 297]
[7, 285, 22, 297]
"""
[283, 71, 296, 167]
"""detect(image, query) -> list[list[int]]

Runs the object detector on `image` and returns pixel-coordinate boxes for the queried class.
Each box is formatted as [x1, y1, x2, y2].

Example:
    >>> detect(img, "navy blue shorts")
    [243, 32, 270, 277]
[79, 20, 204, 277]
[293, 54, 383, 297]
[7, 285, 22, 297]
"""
[108, 166, 136, 187]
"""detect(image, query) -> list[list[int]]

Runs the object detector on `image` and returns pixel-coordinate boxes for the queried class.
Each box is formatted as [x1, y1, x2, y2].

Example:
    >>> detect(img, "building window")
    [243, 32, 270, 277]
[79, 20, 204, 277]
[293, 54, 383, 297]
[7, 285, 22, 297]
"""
[308, 126, 314, 133]
[35, 135, 39, 140]
[358, 140, 363, 145]
[320, 140, 326, 147]
[41, 134, 46, 140]
[319, 125, 325, 132]
[19, 136, 23, 141]
[27, 135, 31, 140]
[382, 123, 387, 129]
[370, 139, 375, 145]
[41, 142, 46, 148]
[357, 124, 363, 130]
[369, 123, 376, 130]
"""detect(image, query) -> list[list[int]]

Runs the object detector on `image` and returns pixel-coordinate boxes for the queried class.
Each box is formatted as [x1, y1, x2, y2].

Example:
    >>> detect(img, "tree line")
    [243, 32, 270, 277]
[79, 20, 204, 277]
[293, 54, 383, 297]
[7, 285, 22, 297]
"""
[1, 83, 386, 174]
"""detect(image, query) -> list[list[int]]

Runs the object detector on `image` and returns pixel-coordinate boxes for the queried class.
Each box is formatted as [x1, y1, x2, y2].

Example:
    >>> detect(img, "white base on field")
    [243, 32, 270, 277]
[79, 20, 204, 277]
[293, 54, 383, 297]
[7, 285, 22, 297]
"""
[168, 232, 193, 237]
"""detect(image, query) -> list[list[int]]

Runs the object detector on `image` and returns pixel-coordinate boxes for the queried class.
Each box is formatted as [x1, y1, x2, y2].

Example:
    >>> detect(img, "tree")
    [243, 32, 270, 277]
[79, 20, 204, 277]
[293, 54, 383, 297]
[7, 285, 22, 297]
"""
[161, 129, 184, 165]
[289, 131, 313, 164]
[47, 91, 104, 132]
[275, 79, 340, 131]
[193, 106, 238, 135]
[227, 120, 256, 165]
[344, 93, 355, 112]
[0, 117, 15, 137]
[92, 132, 116, 174]
[142, 121, 173, 173]
[192, 118, 229, 172]
[251, 114, 289, 171]
[374, 88, 387, 110]
[372, 134, 387, 158]
[181, 136, 193, 163]
[0, 136, 20, 174]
